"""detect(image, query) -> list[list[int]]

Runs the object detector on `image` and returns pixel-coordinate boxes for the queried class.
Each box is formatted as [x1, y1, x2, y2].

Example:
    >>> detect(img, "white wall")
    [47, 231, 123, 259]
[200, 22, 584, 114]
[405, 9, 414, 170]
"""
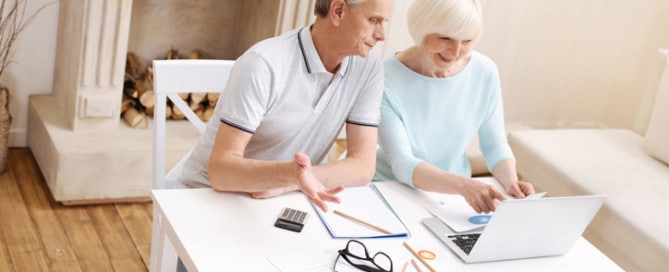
[477, 0, 669, 132]
[380, 0, 413, 58]
[1, 0, 59, 147]
[5, 0, 669, 147]
[382, 0, 669, 133]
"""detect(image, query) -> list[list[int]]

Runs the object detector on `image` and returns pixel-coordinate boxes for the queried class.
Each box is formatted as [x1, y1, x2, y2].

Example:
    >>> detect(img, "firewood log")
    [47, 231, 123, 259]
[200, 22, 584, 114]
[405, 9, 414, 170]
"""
[122, 107, 148, 129]
[167, 49, 179, 60]
[188, 50, 201, 59]
[124, 87, 139, 99]
[203, 107, 215, 122]
[191, 103, 205, 118]
[146, 65, 154, 88]
[190, 102, 202, 112]
[125, 52, 145, 81]
[139, 90, 155, 109]
[134, 76, 151, 100]
[194, 107, 205, 121]
[165, 104, 173, 119]
[121, 96, 136, 113]
[171, 104, 185, 120]
[144, 105, 153, 118]
[190, 93, 207, 106]
[207, 92, 220, 105]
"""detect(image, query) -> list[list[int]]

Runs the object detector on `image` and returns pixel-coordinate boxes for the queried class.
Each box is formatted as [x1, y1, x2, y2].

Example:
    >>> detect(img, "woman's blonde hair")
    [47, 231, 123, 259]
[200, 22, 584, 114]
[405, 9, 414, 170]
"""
[407, 0, 483, 45]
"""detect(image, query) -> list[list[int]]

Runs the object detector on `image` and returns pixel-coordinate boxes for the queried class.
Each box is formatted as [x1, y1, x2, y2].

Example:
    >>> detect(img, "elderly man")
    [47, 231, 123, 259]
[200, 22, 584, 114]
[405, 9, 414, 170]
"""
[178, 0, 393, 212]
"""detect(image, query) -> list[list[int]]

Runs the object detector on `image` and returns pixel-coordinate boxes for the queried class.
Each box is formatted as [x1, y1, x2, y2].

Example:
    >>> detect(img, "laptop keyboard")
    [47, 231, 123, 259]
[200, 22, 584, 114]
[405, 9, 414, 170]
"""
[448, 233, 481, 254]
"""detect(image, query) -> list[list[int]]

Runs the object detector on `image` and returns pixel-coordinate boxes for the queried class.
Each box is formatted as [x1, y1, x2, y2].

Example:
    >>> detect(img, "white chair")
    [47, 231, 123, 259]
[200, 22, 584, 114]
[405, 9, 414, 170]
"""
[149, 59, 235, 271]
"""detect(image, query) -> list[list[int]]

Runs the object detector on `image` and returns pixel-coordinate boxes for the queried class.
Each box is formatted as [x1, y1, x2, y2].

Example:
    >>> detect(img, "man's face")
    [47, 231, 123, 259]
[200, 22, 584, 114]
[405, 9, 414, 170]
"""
[339, 0, 393, 58]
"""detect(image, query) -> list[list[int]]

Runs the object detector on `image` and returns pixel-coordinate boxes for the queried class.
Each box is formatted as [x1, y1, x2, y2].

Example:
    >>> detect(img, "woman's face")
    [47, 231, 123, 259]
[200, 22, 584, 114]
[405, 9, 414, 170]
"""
[420, 33, 474, 70]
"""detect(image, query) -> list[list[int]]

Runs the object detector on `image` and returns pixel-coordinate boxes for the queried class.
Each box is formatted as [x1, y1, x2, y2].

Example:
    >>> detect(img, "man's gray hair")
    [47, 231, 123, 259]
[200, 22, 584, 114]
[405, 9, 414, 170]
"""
[314, 0, 365, 17]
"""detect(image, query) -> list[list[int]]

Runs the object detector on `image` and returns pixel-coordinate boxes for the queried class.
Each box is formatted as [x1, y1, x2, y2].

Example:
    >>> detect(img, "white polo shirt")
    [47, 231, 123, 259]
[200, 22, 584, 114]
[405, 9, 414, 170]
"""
[177, 26, 384, 188]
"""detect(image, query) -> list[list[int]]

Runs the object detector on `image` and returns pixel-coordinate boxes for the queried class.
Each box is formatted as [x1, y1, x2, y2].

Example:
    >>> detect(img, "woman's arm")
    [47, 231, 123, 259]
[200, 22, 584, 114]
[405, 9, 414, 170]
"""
[413, 162, 505, 213]
[378, 93, 506, 213]
[490, 159, 535, 198]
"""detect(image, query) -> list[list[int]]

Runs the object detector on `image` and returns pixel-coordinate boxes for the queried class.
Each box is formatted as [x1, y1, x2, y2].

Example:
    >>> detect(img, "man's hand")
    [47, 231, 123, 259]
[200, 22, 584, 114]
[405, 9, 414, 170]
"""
[460, 179, 506, 214]
[294, 152, 344, 212]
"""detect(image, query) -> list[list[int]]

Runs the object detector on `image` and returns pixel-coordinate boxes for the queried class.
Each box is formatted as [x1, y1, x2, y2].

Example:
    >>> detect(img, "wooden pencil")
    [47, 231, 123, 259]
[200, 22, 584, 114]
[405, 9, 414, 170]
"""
[333, 209, 393, 234]
[411, 258, 424, 272]
[402, 260, 410, 272]
[403, 241, 437, 272]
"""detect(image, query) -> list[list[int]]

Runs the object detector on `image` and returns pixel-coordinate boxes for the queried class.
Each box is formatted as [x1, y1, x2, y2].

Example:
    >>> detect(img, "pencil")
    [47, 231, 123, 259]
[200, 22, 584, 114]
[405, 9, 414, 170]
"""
[411, 258, 424, 272]
[333, 209, 392, 235]
[403, 241, 437, 272]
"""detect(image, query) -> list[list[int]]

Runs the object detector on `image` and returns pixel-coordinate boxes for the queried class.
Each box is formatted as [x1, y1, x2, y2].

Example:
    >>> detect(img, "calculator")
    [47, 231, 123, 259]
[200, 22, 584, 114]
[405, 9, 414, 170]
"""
[274, 207, 309, 232]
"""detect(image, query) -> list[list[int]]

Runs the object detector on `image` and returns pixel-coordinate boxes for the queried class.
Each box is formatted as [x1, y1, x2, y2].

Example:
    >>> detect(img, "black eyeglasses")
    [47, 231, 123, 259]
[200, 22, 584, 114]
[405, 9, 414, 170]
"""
[333, 240, 393, 272]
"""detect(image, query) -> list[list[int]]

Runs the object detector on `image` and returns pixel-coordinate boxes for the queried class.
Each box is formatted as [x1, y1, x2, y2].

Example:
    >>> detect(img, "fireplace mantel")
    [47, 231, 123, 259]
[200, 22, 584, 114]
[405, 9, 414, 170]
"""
[27, 0, 314, 204]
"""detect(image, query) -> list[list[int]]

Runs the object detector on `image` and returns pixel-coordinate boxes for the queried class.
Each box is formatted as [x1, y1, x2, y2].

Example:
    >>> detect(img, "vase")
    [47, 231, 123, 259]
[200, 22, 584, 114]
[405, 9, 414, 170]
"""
[0, 85, 11, 173]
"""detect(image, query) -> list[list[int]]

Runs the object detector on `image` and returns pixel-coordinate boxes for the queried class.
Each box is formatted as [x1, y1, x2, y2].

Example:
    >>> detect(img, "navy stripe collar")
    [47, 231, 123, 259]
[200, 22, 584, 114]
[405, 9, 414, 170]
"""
[297, 26, 350, 76]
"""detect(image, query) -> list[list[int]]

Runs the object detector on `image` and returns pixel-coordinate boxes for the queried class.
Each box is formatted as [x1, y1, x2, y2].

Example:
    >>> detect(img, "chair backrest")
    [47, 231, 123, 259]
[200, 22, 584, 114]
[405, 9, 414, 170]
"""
[152, 59, 235, 190]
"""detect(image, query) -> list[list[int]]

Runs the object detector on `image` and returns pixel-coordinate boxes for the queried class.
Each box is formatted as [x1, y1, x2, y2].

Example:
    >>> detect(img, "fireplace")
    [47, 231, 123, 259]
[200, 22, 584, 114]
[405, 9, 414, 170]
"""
[27, 0, 315, 204]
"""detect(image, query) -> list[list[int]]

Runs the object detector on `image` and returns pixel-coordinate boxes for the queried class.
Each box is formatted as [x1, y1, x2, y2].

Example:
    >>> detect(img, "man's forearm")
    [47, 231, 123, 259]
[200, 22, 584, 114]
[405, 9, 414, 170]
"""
[208, 155, 296, 192]
[312, 156, 375, 188]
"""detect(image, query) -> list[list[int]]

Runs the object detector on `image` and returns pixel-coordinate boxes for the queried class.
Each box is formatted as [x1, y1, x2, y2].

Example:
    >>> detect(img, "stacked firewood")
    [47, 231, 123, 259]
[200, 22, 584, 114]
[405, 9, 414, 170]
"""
[122, 49, 220, 128]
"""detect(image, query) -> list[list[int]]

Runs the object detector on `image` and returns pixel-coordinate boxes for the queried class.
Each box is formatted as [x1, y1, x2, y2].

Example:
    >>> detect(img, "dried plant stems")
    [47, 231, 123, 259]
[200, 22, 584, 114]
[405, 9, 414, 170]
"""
[0, 0, 52, 78]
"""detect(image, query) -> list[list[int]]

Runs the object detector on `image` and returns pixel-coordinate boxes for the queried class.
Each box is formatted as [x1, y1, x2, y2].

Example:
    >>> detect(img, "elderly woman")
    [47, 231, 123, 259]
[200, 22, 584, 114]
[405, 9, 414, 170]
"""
[374, 0, 534, 213]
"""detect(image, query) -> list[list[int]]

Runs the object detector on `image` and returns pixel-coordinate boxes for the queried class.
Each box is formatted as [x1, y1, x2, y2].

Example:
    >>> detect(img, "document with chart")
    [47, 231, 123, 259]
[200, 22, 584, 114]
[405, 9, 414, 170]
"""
[422, 177, 546, 232]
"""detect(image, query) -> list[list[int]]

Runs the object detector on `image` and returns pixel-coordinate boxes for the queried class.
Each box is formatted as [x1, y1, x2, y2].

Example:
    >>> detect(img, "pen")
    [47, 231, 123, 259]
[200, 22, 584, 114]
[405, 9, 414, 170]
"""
[403, 241, 437, 272]
[333, 209, 392, 235]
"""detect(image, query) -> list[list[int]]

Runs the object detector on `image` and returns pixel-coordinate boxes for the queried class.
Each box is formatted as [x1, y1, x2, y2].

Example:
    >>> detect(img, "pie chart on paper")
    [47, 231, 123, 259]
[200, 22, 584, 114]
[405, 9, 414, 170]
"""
[468, 214, 491, 225]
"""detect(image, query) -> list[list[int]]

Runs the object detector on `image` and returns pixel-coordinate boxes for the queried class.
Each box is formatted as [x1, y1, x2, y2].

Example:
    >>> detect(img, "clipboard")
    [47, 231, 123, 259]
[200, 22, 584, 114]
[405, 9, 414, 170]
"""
[312, 183, 409, 239]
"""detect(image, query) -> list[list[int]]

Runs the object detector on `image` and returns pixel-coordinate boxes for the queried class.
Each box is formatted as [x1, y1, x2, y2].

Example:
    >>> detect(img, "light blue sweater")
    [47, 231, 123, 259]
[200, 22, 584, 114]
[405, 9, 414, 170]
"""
[374, 51, 514, 186]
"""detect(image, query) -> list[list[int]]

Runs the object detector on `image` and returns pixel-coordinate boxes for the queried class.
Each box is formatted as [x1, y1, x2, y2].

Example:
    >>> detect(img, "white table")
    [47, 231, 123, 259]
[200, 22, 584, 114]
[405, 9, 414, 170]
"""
[151, 181, 623, 271]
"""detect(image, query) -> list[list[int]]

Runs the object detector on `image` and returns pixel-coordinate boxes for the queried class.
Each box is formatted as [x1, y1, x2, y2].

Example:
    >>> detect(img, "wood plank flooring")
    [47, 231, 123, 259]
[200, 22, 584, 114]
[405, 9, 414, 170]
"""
[0, 148, 152, 272]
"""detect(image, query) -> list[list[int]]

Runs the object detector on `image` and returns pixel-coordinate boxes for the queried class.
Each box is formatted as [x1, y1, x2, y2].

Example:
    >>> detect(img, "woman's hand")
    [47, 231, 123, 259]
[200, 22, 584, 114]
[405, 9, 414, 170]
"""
[503, 181, 535, 199]
[460, 179, 506, 213]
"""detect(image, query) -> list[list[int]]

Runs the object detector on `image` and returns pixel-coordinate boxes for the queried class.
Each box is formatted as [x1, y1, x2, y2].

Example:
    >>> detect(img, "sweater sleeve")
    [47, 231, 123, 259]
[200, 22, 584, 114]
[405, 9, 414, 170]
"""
[377, 92, 423, 187]
[478, 67, 514, 171]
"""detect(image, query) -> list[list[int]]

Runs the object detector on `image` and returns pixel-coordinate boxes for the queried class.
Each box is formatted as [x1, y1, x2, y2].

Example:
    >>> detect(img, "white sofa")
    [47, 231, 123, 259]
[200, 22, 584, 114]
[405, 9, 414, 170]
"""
[507, 56, 669, 271]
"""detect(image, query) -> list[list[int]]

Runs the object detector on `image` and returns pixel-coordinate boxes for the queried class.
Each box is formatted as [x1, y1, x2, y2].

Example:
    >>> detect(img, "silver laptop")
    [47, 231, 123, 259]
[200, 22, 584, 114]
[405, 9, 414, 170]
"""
[422, 194, 606, 263]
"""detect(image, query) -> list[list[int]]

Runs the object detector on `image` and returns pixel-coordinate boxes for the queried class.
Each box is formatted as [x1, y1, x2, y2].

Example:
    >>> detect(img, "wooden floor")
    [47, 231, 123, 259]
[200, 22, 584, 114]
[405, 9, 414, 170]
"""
[0, 148, 152, 272]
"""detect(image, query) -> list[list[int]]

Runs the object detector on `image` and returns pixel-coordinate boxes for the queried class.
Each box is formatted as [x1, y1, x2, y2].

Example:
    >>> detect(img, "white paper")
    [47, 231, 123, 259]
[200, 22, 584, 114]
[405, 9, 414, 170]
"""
[268, 248, 363, 272]
[268, 248, 335, 272]
[422, 177, 546, 232]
